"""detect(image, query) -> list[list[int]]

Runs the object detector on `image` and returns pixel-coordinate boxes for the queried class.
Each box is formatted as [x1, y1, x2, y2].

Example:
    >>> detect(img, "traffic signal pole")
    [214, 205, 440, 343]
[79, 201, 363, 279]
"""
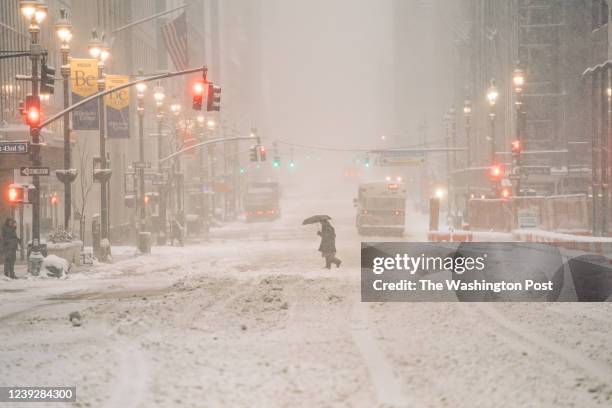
[28, 19, 43, 275]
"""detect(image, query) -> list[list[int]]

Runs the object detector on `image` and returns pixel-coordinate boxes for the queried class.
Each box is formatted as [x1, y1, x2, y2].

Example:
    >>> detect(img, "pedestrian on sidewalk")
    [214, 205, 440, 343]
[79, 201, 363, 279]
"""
[318, 219, 341, 269]
[2, 218, 20, 279]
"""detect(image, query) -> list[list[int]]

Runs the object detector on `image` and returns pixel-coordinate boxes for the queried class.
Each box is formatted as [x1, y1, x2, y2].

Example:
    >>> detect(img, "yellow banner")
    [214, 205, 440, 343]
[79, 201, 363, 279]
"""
[70, 58, 98, 97]
[104, 75, 130, 110]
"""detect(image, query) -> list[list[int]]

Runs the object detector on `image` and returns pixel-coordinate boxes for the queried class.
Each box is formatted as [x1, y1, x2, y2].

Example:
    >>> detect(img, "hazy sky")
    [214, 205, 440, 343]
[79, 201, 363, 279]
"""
[258, 0, 395, 149]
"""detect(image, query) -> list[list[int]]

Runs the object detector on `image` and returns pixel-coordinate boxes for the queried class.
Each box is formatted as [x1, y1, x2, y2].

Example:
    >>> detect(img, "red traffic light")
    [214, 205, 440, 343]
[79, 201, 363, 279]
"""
[488, 164, 504, 181]
[511, 139, 522, 153]
[50, 195, 59, 205]
[7, 184, 25, 203]
[144, 195, 150, 205]
[192, 81, 205, 110]
[193, 81, 205, 95]
[259, 145, 267, 161]
[23, 95, 41, 127]
[500, 187, 512, 199]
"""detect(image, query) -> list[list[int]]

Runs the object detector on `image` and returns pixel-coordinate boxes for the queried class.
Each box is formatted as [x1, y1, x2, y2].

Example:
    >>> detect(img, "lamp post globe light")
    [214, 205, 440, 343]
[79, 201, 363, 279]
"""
[54, 8, 76, 231]
[89, 29, 112, 261]
[19, 0, 48, 275]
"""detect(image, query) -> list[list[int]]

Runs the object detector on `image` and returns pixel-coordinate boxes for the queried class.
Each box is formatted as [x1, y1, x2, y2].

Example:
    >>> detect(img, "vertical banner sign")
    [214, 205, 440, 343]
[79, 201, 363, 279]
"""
[105, 75, 130, 139]
[70, 58, 99, 130]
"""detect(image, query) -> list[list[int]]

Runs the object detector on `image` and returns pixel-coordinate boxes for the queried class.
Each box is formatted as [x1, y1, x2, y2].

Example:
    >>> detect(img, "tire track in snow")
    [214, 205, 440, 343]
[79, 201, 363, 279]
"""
[474, 303, 612, 385]
[103, 341, 149, 408]
[350, 301, 412, 408]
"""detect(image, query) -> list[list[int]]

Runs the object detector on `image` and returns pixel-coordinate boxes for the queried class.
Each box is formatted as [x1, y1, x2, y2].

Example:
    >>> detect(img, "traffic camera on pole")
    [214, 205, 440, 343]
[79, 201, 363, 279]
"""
[23, 95, 41, 127]
[206, 83, 221, 111]
[40, 60, 56, 95]
[192, 81, 205, 110]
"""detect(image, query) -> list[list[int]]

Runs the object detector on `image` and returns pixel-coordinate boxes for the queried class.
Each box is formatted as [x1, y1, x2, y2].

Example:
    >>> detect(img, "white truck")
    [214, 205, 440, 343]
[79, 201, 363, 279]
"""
[355, 181, 406, 236]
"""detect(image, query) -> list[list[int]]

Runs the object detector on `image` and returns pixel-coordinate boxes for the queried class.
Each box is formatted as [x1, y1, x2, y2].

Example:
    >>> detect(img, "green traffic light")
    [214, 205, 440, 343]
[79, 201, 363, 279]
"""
[240, 168, 245, 174]
[289, 161, 295, 168]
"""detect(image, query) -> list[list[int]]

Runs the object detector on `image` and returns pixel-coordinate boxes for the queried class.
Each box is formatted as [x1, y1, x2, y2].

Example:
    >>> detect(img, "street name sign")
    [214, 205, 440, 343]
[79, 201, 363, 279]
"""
[133, 161, 152, 169]
[379, 150, 425, 166]
[0, 141, 29, 154]
[20, 166, 50, 176]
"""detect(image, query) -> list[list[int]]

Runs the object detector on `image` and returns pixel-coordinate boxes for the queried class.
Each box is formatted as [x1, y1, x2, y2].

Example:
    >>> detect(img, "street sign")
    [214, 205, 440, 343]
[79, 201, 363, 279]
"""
[379, 150, 425, 166]
[133, 161, 151, 169]
[0, 141, 28, 154]
[20, 166, 50, 176]
[520, 166, 551, 176]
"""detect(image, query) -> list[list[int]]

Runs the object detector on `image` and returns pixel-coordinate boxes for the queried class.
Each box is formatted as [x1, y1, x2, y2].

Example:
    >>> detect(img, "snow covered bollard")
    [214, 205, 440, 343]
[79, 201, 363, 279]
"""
[40, 255, 70, 278]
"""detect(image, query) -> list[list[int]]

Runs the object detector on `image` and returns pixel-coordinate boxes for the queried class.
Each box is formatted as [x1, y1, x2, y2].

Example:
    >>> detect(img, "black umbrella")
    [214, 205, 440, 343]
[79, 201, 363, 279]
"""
[302, 215, 331, 225]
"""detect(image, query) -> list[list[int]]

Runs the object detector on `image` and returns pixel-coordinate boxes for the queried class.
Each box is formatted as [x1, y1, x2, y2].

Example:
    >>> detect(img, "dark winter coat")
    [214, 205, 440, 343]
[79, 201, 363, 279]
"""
[1, 220, 19, 258]
[318, 221, 336, 254]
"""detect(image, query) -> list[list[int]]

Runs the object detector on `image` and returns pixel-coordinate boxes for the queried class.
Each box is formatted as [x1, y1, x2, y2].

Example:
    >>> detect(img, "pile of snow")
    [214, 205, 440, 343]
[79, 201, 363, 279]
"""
[40, 255, 70, 278]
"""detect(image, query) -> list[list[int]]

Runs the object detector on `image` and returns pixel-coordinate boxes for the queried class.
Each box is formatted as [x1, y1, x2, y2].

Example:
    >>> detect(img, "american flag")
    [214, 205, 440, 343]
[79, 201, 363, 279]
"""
[161, 12, 188, 70]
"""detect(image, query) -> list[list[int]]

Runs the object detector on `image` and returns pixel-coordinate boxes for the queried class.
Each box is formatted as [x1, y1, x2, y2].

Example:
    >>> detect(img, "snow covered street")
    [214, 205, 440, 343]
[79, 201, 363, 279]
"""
[1, 186, 612, 407]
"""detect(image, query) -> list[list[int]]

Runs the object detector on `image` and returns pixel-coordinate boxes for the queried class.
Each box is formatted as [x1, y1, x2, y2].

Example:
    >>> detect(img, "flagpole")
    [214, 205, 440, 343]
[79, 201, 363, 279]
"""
[111, 4, 189, 34]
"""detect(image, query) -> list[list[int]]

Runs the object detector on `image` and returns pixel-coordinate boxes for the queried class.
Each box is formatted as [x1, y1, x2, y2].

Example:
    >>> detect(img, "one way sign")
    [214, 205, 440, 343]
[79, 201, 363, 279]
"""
[20, 167, 50, 177]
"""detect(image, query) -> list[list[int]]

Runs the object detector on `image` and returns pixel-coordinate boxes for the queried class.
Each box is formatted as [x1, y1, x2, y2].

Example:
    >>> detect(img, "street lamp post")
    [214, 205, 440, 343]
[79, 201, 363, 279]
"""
[463, 97, 472, 217]
[136, 71, 147, 240]
[206, 118, 217, 220]
[487, 79, 499, 196]
[196, 114, 208, 229]
[20, 0, 48, 275]
[512, 65, 526, 197]
[444, 110, 453, 220]
[54, 8, 75, 231]
[169, 102, 183, 220]
[88, 29, 111, 261]
[153, 83, 166, 244]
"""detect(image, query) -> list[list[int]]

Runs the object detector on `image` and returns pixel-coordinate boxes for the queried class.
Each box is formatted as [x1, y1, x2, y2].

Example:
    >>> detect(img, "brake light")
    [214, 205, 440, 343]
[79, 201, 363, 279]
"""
[256, 210, 264, 215]
[267, 210, 275, 215]
[362, 210, 368, 215]
[394, 210, 404, 216]
[388, 183, 399, 190]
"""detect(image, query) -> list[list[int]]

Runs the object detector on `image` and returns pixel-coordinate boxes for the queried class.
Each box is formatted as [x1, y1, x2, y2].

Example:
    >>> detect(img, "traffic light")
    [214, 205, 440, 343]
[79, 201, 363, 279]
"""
[250, 146, 258, 162]
[273, 156, 281, 168]
[259, 145, 267, 161]
[50, 195, 59, 205]
[40, 61, 55, 95]
[24, 95, 41, 127]
[289, 160, 295, 168]
[206, 83, 221, 111]
[192, 81, 205, 110]
[511, 139, 522, 154]
[7, 184, 25, 204]
[239, 167, 246, 174]
[500, 187, 512, 199]
[488, 164, 504, 181]
[364, 157, 371, 168]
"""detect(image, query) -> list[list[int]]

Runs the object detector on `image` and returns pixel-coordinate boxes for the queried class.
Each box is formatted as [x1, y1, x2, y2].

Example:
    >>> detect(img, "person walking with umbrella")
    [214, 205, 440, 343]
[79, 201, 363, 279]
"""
[318, 219, 341, 269]
[2, 218, 20, 279]
[303, 215, 341, 269]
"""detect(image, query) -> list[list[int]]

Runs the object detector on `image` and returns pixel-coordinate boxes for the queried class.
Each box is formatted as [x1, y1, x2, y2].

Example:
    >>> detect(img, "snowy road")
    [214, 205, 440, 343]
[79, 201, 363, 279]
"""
[1, 185, 612, 407]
